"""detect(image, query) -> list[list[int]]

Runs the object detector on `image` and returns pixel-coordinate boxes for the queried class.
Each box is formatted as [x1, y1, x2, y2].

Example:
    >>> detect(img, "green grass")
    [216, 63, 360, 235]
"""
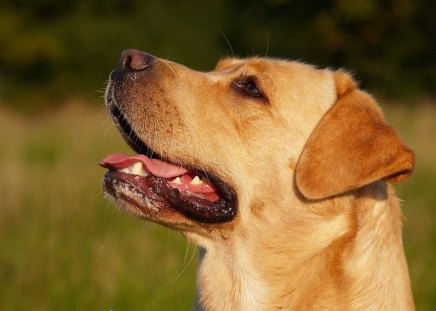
[0, 101, 435, 310]
[384, 102, 436, 310]
[0, 103, 197, 311]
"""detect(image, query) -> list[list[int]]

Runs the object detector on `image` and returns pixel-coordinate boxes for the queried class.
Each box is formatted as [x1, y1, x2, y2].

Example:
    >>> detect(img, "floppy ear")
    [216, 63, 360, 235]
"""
[295, 71, 415, 200]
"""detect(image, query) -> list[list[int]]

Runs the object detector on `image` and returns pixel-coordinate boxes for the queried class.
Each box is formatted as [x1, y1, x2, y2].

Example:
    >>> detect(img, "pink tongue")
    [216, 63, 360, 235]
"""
[99, 153, 189, 179]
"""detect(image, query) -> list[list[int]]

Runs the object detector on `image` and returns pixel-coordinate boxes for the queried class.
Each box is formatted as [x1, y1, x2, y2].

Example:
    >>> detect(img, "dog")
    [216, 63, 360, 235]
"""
[100, 49, 415, 310]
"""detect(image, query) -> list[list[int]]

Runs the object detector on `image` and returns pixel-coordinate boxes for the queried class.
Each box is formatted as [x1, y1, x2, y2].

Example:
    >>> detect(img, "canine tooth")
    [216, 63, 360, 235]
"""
[120, 161, 146, 176]
[190, 176, 203, 185]
[172, 177, 182, 184]
[120, 167, 131, 174]
[131, 162, 145, 176]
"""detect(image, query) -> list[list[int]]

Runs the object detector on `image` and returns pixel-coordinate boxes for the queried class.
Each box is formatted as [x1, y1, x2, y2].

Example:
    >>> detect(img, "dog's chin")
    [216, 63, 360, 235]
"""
[103, 175, 167, 219]
[102, 174, 191, 227]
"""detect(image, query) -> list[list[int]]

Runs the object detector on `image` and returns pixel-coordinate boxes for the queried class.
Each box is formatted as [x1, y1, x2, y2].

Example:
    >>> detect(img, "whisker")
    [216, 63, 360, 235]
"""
[264, 25, 270, 57]
[164, 243, 197, 288]
[219, 29, 234, 56]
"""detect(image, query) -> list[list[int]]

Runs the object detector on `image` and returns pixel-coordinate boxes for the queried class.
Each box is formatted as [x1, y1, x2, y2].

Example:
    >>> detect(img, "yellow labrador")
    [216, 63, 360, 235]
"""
[100, 49, 415, 310]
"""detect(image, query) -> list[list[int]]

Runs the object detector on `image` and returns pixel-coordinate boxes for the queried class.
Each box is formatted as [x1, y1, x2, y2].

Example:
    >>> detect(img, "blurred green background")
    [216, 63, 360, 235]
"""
[1, 0, 435, 310]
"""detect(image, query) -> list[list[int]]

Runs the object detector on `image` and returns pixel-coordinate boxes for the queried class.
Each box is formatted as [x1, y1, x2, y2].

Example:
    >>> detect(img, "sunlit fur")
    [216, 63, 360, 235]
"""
[106, 55, 415, 310]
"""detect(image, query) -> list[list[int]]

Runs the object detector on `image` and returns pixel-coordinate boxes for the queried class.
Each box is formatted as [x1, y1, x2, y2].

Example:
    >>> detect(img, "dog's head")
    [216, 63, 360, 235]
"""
[100, 49, 414, 242]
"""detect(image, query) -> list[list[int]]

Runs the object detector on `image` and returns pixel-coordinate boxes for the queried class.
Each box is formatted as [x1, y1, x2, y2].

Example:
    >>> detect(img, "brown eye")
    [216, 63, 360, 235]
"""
[233, 79, 263, 98]
[245, 81, 261, 97]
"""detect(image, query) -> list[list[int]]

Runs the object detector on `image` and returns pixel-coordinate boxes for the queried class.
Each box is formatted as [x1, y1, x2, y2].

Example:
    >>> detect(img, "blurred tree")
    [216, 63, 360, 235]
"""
[224, 0, 436, 95]
[0, 0, 434, 110]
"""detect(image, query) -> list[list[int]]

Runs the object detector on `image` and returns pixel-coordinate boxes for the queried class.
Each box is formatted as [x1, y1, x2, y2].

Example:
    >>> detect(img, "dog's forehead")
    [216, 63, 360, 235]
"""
[210, 57, 332, 89]
[214, 57, 245, 72]
[206, 57, 337, 126]
[213, 57, 291, 75]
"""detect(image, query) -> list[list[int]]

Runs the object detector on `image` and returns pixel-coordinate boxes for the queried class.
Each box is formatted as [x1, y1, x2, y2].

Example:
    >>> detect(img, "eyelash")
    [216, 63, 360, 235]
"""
[233, 78, 263, 98]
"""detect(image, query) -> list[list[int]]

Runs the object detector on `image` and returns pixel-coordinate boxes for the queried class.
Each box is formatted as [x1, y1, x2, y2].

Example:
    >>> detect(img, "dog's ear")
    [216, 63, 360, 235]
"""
[295, 71, 414, 200]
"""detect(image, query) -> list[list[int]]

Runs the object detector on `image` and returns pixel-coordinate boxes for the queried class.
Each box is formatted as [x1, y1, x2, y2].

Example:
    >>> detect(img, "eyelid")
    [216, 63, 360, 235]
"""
[232, 76, 264, 97]
[233, 81, 247, 88]
[235, 75, 257, 85]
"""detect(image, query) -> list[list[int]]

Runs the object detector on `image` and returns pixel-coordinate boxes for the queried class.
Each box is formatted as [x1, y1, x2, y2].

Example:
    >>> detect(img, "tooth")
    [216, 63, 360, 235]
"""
[131, 162, 145, 176]
[190, 176, 203, 185]
[120, 161, 146, 176]
[172, 177, 182, 184]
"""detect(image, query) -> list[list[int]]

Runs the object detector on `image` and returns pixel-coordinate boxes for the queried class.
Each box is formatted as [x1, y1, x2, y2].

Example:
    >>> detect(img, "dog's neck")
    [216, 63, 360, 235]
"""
[193, 182, 414, 311]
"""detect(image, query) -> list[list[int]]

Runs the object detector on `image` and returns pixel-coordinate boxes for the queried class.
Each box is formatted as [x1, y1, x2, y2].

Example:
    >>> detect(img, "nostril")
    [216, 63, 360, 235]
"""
[122, 55, 133, 70]
[118, 49, 150, 71]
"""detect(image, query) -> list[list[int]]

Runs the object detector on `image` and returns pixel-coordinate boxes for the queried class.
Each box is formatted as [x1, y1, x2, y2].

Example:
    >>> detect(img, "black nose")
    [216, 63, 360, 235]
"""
[117, 49, 151, 71]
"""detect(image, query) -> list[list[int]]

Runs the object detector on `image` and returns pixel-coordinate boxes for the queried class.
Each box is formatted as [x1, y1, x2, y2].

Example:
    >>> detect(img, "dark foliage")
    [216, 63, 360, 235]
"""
[0, 0, 434, 109]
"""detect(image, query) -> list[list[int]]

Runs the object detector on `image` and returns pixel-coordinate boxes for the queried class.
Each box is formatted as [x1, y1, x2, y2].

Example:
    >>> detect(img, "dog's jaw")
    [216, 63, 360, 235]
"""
[102, 78, 238, 226]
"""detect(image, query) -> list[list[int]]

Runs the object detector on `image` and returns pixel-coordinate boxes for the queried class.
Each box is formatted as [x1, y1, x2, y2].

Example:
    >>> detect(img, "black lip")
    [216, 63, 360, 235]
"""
[109, 105, 159, 159]
[105, 102, 237, 223]
[104, 171, 236, 223]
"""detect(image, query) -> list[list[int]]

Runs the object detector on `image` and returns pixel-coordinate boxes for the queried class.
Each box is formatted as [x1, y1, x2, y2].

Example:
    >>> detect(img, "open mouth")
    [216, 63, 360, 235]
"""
[100, 105, 236, 223]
